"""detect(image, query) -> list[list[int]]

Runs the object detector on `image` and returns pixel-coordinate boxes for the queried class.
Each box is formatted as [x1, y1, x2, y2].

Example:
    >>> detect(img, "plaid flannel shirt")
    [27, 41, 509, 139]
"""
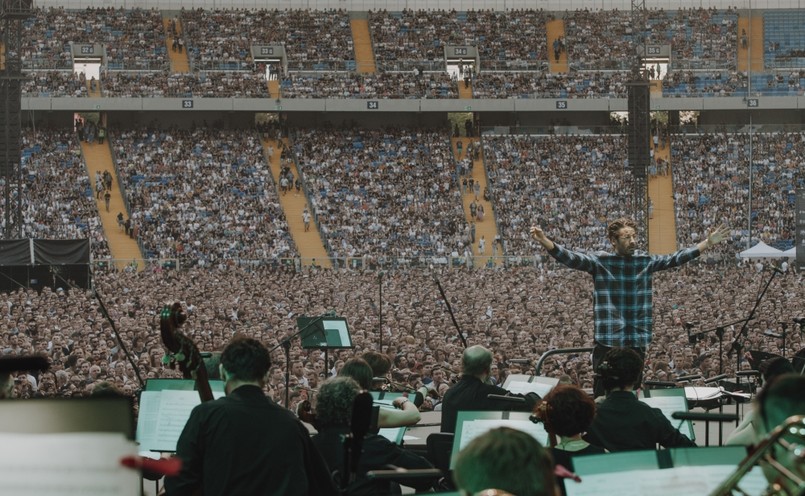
[548, 244, 700, 348]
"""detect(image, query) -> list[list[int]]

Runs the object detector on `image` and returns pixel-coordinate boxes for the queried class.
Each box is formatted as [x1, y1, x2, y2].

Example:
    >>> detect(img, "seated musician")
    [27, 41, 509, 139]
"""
[361, 350, 393, 391]
[453, 427, 559, 496]
[312, 376, 435, 496]
[165, 337, 336, 496]
[441, 345, 540, 433]
[584, 347, 696, 451]
[533, 384, 605, 495]
[339, 357, 421, 428]
[754, 373, 805, 494]
[726, 356, 794, 446]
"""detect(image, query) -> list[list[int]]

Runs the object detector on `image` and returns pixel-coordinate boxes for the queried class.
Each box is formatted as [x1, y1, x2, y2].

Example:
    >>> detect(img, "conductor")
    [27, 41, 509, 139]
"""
[530, 218, 729, 397]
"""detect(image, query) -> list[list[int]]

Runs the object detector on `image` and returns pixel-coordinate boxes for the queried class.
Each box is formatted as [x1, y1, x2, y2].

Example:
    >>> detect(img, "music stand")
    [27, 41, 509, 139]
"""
[295, 315, 354, 404]
[298, 315, 354, 350]
[450, 411, 549, 469]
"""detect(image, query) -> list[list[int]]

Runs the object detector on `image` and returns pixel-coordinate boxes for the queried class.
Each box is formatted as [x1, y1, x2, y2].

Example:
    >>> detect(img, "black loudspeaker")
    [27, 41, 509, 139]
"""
[627, 82, 651, 179]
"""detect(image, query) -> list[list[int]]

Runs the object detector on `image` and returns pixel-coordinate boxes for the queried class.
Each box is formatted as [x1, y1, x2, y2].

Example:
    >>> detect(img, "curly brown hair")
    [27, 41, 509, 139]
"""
[607, 217, 637, 243]
[536, 385, 596, 440]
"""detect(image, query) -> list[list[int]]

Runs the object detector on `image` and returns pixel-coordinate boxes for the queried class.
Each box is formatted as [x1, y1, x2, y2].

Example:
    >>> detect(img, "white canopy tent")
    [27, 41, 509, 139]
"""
[738, 241, 784, 259]
[782, 246, 797, 258]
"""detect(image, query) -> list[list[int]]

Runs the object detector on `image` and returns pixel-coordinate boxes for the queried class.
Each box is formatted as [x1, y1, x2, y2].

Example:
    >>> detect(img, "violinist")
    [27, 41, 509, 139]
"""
[441, 345, 540, 434]
[165, 337, 336, 496]
[339, 357, 421, 428]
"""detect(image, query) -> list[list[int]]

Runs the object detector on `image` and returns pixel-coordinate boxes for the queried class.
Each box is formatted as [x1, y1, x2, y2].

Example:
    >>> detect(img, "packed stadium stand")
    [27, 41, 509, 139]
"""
[1, 8, 803, 481]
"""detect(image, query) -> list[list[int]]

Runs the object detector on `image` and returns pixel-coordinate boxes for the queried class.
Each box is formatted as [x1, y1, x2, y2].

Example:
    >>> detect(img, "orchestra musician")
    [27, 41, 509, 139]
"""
[339, 357, 421, 428]
[441, 345, 540, 433]
[754, 373, 805, 494]
[584, 347, 696, 452]
[165, 336, 336, 496]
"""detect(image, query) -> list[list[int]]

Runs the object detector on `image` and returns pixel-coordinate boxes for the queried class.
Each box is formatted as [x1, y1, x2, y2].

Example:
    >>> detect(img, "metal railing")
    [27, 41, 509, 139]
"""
[535, 347, 594, 376]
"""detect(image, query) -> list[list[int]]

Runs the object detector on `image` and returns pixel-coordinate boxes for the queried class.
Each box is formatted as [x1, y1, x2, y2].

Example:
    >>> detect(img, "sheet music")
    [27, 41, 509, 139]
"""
[137, 390, 224, 452]
[0, 432, 138, 495]
[505, 381, 554, 398]
[565, 464, 767, 496]
[684, 386, 722, 401]
[378, 427, 405, 444]
[639, 396, 695, 440]
[458, 419, 548, 450]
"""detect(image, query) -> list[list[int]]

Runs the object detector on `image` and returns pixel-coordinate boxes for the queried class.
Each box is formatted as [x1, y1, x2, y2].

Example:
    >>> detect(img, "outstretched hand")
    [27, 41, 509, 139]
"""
[530, 226, 546, 241]
[530, 226, 555, 251]
[706, 225, 730, 247]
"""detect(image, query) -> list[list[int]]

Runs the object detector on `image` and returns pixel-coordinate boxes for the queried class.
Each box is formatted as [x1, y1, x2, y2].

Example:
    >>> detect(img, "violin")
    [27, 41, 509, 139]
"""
[297, 399, 318, 428]
[160, 302, 214, 403]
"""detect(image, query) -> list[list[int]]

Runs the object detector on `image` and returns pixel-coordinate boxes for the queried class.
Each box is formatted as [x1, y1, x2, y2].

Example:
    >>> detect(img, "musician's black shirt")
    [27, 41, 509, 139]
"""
[166, 385, 336, 496]
[440, 375, 536, 433]
[584, 390, 697, 451]
[313, 427, 435, 495]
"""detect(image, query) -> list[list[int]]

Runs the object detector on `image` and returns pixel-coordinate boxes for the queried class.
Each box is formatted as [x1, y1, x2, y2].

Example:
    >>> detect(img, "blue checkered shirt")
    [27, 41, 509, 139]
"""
[548, 244, 700, 348]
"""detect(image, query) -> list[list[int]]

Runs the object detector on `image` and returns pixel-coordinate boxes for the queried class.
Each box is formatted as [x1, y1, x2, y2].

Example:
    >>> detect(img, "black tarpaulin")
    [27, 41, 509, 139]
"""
[0, 240, 32, 265]
[33, 239, 90, 265]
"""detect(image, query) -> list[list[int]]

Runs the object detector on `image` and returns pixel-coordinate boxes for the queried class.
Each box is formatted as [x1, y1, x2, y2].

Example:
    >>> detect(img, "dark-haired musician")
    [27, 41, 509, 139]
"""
[165, 337, 336, 496]
[585, 347, 695, 452]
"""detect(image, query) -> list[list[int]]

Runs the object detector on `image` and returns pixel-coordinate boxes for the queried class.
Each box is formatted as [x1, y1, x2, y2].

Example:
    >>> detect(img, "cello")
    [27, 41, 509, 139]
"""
[160, 302, 214, 403]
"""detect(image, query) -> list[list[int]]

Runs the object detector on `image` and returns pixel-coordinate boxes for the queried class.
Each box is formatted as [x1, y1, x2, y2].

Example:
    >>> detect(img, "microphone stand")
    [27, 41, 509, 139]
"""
[434, 277, 468, 348]
[728, 267, 779, 395]
[269, 315, 327, 409]
[690, 316, 753, 445]
[690, 317, 751, 376]
[94, 289, 145, 389]
[378, 271, 383, 352]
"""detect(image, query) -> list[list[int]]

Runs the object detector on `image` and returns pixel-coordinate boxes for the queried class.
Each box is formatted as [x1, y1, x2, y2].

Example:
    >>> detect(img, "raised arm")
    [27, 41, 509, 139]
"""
[696, 225, 729, 253]
[529, 225, 555, 252]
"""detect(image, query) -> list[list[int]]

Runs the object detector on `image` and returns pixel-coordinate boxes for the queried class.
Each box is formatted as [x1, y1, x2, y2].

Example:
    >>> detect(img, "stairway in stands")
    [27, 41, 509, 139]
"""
[163, 12, 190, 73]
[262, 138, 332, 268]
[456, 137, 502, 266]
[458, 77, 473, 99]
[87, 76, 102, 97]
[647, 137, 677, 255]
[738, 15, 765, 73]
[80, 140, 143, 270]
[268, 79, 280, 99]
[546, 18, 569, 73]
[350, 12, 376, 74]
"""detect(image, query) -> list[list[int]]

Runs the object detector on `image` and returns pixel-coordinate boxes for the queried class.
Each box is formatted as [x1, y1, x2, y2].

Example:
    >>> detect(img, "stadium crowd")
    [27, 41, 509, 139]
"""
[369, 9, 550, 67]
[180, 8, 354, 70]
[111, 127, 297, 266]
[482, 134, 633, 255]
[21, 7, 167, 71]
[100, 71, 270, 98]
[10, 128, 110, 257]
[671, 131, 801, 253]
[1, 262, 801, 414]
[16, 6, 799, 99]
[292, 128, 468, 260]
[280, 71, 457, 99]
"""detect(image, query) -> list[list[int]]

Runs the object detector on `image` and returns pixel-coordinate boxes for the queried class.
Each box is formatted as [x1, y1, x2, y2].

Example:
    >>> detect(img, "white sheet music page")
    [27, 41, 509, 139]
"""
[639, 396, 695, 440]
[137, 390, 223, 452]
[505, 380, 554, 398]
[459, 419, 548, 448]
[565, 465, 767, 496]
[0, 432, 138, 495]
